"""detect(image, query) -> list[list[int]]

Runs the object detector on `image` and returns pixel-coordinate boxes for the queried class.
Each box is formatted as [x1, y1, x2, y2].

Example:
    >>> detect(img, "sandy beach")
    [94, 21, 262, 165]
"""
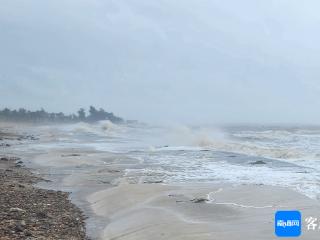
[1, 123, 320, 239]
[89, 184, 320, 240]
[0, 126, 88, 240]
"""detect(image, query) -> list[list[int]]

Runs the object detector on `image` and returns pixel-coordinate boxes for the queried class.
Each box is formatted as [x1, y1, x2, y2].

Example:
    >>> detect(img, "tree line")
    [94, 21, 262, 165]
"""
[0, 106, 123, 123]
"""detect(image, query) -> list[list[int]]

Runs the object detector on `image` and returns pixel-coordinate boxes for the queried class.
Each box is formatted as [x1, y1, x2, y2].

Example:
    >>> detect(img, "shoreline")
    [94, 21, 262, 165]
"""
[0, 130, 89, 240]
[2, 124, 320, 239]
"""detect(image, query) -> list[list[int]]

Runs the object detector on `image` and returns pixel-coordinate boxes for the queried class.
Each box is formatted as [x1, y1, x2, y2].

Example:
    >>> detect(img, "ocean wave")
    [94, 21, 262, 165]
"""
[68, 120, 126, 137]
[159, 126, 320, 161]
[64, 123, 320, 161]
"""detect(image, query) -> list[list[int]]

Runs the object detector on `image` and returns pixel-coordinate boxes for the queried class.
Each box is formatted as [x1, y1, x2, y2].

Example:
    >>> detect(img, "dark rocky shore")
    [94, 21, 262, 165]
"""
[0, 130, 89, 240]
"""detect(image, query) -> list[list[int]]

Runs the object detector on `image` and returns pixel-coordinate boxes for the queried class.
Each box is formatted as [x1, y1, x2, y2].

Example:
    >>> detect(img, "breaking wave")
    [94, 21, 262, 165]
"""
[65, 122, 320, 161]
[67, 120, 126, 137]
[157, 125, 320, 161]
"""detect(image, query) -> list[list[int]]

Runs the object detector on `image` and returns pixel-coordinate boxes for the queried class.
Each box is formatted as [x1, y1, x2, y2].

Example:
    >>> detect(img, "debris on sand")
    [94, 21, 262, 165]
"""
[250, 160, 267, 165]
[61, 154, 81, 157]
[190, 197, 209, 203]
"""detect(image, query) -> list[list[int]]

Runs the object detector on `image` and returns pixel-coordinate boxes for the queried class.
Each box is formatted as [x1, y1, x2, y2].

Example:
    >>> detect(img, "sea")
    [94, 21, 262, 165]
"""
[17, 121, 320, 200]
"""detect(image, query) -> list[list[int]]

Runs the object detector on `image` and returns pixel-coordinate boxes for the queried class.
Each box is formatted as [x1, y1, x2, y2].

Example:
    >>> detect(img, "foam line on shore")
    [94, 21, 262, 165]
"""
[207, 188, 277, 209]
[214, 202, 274, 209]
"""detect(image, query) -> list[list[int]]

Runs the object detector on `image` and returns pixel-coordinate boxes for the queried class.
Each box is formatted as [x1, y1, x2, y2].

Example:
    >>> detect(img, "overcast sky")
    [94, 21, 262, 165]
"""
[1, 0, 320, 124]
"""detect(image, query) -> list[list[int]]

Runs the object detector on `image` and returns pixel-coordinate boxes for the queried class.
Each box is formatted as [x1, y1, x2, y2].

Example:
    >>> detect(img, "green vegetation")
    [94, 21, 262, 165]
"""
[0, 106, 123, 123]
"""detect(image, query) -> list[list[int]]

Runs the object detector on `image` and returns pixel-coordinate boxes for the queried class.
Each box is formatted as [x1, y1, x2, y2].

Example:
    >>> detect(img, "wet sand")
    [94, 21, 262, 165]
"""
[87, 183, 320, 240]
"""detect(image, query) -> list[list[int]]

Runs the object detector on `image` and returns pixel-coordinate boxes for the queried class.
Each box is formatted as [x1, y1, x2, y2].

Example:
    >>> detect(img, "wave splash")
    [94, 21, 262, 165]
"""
[66, 122, 320, 161]
[155, 125, 320, 161]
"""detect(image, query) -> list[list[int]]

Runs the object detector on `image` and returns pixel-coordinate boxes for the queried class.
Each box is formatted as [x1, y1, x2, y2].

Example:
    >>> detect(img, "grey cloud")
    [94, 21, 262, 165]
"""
[1, 0, 320, 124]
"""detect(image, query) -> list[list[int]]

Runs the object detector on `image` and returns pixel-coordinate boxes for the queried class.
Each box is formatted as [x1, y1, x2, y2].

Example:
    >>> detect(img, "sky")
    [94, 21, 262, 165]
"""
[1, 0, 320, 124]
